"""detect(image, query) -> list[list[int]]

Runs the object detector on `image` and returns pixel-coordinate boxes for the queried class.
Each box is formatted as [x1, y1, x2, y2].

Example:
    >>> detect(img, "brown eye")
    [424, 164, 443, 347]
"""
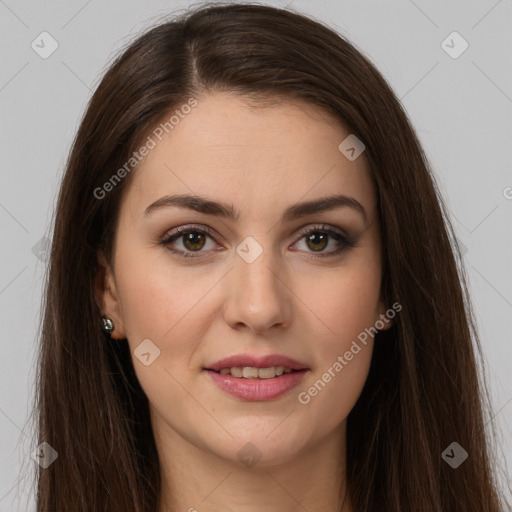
[305, 232, 329, 252]
[292, 224, 356, 259]
[182, 231, 207, 251]
[160, 225, 219, 259]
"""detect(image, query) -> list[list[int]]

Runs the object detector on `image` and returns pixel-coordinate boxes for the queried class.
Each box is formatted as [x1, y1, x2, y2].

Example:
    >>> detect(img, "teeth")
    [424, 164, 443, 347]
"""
[230, 367, 243, 378]
[217, 366, 296, 378]
[243, 367, 259, 378]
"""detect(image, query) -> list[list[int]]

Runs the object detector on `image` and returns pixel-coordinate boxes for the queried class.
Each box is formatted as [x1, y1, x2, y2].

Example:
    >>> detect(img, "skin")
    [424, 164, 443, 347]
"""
[95, 92, 393, 512]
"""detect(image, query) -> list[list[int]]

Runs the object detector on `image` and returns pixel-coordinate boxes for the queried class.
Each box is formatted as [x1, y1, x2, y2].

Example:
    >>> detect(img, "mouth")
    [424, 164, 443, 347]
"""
[205, 353, 308, 373]
[203, 366, 309, 401]
[203, 354, 309, 400]
[205, 366, 305, 379]
[205, 366, 306, 380]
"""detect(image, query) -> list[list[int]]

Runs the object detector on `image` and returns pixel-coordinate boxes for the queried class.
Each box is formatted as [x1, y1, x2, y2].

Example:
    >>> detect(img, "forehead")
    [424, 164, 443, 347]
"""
[120, 92, 375, 221]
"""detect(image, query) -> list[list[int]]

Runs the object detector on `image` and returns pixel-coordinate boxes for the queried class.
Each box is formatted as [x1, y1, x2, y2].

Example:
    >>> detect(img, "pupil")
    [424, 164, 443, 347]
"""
[184, 232, 205, 251]
[307, 233, 327, 251]
[181, 231, 329, 252]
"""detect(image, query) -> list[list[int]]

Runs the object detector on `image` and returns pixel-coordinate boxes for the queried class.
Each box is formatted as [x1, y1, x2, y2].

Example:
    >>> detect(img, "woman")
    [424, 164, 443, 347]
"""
[27, 2, 509, 511]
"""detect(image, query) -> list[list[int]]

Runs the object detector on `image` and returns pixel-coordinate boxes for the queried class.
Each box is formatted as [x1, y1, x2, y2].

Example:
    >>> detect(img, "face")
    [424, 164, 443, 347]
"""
[96, 92, 392, 468]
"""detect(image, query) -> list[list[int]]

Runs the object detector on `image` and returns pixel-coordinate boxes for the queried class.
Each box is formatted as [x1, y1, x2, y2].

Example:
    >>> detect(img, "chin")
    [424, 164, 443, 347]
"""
[209, 422, 312, 468]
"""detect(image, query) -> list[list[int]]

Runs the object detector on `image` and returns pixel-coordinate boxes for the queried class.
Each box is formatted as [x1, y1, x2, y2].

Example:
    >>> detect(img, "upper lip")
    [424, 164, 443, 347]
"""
[205, 354, 308, 371]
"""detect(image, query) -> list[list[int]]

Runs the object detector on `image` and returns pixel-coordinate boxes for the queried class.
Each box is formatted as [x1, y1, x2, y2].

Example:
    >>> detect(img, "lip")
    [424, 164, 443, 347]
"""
[205, 354, 308, 372]
[204, 368, 308, 401]
[203, 353, 309, 401]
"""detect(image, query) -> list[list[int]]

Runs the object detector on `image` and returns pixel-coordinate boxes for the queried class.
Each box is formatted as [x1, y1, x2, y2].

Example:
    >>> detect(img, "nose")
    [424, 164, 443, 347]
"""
[222, 245, 292, 335]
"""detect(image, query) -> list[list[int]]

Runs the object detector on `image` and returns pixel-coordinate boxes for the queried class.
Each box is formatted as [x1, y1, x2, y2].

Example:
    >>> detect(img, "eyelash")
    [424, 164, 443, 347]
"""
[160, 223, 356, 260]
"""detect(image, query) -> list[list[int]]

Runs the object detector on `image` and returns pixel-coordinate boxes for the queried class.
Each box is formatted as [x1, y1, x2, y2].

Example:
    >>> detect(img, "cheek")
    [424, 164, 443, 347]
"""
[295, 342, 372, 449]
[295, 251, 382, 345]
[294, 310, 375, 445]
[291, 259, 380, 429]
[115, 247, 214, 340]
[113, 249, 222, 387]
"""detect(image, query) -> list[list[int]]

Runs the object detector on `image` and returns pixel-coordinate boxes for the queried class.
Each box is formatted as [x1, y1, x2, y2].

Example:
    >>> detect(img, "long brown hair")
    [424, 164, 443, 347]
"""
[24, 2, 510, 510]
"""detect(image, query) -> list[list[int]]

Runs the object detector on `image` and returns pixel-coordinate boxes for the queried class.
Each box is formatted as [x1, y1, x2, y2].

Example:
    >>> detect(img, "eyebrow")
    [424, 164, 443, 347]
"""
[144, 193, 367, 223]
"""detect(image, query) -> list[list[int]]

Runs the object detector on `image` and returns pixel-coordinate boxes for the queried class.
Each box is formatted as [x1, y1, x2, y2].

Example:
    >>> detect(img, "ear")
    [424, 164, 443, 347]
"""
[375, 296, 394, 331]
[94, 250, 126, 340]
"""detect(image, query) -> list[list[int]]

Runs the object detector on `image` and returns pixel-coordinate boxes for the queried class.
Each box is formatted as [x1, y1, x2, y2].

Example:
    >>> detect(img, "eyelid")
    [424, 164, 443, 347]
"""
[162, 223, 349, 242]
[160, 224, 222, 258]
[289, 223, 356, 258]
[294, 223, 349, 240]
[160, 222, 355, 258]
[174, 223, 216, 238]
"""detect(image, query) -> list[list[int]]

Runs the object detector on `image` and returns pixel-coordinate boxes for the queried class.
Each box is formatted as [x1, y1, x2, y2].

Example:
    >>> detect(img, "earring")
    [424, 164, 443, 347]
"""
[102, 316, 114, 335]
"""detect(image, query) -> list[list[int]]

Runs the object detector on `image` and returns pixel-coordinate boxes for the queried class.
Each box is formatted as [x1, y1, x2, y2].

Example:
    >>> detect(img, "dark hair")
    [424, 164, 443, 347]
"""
[25, 2, 509, 510]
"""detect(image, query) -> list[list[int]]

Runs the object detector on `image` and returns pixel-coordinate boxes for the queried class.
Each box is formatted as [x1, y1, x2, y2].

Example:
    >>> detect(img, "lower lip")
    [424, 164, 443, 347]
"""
[204, 369, 308, 401]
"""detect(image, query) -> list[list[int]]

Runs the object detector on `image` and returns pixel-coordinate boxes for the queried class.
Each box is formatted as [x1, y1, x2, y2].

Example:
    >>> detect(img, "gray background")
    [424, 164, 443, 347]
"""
[1, 0, 511, 509]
